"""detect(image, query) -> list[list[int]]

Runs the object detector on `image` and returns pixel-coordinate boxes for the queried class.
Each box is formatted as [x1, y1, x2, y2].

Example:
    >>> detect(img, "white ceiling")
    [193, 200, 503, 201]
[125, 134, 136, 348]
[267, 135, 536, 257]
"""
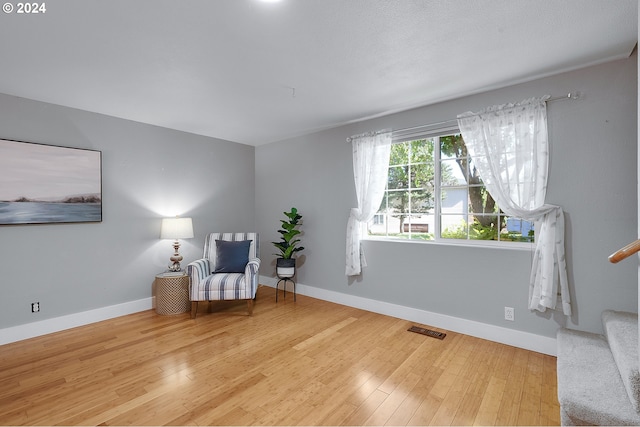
[0, 0, 636, 146]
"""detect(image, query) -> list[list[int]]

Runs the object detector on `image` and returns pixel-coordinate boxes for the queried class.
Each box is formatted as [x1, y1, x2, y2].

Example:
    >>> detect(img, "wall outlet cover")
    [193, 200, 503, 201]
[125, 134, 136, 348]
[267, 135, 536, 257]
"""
[504, 306, 514, 321]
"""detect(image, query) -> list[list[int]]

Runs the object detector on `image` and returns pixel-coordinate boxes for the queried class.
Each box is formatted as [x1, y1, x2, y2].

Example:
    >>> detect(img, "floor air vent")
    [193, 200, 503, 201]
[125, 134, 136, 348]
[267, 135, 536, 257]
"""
[408, 325, 446, 340]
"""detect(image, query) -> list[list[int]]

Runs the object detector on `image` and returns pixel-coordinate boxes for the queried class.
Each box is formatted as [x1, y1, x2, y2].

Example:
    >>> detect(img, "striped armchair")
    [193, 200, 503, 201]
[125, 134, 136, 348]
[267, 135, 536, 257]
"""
[186, 232, 260, 318]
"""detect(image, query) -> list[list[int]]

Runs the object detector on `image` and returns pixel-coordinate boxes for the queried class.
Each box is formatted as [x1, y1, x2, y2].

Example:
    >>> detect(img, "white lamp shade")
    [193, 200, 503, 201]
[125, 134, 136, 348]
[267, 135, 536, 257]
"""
[160, 217, 194, 239]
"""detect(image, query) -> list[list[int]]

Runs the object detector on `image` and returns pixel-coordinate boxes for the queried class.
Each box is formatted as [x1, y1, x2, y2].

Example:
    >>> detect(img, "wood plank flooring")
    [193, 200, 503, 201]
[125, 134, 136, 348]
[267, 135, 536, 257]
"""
[0, 285, 560, 425]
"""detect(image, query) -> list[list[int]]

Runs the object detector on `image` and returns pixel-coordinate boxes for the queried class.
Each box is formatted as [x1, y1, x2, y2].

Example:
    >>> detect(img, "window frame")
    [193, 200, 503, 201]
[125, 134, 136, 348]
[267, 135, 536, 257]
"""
[363, 126, 535, 250]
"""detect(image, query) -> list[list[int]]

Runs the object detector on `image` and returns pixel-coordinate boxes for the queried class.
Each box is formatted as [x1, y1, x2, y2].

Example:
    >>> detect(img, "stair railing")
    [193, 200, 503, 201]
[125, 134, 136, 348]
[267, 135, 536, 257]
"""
[609, 239, 640, 263]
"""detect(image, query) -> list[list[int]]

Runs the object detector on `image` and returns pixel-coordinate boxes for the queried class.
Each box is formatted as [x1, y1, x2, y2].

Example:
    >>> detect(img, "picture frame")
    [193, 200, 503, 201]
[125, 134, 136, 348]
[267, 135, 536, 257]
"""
[0, 138, 102, 225]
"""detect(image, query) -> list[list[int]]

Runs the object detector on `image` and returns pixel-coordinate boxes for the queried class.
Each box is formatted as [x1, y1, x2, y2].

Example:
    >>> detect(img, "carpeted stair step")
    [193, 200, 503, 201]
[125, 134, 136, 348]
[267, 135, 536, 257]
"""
[556, 328, 640, 426]
[602, 310, 640, 412]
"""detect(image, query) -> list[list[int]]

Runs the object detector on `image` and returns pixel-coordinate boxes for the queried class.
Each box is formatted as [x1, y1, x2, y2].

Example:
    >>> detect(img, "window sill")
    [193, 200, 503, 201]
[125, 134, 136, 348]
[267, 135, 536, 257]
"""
[362, 236, 535, 251]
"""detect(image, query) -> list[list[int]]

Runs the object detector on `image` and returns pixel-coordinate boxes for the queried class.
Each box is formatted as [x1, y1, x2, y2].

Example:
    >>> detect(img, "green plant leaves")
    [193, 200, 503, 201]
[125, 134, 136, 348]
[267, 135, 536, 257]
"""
[272, 207, 304, 259]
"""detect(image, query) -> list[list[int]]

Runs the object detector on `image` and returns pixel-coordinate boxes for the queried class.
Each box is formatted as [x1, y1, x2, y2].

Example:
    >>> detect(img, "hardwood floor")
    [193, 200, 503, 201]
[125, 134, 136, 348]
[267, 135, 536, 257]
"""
[0, 285, 560, 426]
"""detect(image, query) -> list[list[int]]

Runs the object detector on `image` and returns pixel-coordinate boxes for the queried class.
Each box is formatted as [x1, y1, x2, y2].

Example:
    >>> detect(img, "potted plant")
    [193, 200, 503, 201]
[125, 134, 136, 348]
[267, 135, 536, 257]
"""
[272, 207, 304, 278]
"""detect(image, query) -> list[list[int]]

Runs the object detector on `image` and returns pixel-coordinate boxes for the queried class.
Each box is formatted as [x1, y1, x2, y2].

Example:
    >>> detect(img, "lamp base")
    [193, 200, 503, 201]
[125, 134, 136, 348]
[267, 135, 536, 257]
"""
[167, 262, 182, 272]
[168, 239, 183, 272]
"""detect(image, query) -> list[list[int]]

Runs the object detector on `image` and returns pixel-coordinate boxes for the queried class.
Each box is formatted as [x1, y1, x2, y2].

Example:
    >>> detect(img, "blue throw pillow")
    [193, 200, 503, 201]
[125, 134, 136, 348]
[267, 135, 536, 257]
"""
[213, 240, 251, 273]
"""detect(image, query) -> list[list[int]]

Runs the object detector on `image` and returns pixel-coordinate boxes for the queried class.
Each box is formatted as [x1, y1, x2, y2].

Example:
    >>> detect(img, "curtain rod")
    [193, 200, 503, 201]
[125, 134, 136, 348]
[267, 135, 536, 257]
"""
[346, 92, 581, 142]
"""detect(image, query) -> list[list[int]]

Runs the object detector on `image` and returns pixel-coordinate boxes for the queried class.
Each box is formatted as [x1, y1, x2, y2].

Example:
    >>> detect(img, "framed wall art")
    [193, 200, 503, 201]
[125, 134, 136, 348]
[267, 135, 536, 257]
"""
[0, 139, 102, 225]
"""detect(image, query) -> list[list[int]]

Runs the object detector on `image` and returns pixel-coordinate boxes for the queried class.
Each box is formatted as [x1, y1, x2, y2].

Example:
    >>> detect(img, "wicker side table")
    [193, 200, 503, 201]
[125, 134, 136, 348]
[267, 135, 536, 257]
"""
[155, 273, 190, 315]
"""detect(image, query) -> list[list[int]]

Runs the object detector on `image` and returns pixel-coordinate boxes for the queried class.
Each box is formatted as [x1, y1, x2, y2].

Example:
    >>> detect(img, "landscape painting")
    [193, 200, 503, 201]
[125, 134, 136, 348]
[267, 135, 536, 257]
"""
[0, 139, 102, 225]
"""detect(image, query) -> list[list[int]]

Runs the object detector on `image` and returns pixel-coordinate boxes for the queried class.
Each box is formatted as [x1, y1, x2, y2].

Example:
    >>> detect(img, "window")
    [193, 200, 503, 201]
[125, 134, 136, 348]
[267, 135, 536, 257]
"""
[367, 130, 534, 245]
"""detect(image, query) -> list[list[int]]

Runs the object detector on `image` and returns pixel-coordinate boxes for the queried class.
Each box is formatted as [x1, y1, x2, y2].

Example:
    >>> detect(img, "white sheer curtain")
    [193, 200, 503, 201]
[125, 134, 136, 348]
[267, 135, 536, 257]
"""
[457, 96, 571, 315]
[345, 130, 392, 276]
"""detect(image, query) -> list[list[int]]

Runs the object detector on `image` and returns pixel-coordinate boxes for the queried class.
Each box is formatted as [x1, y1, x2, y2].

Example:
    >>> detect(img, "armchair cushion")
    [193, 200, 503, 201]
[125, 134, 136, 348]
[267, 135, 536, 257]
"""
[213, 239, 251, 273]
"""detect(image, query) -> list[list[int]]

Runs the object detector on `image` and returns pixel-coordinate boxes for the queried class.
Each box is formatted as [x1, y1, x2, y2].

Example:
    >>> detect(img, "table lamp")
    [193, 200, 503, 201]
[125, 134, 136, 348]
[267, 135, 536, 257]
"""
[160, 217, 194, 272]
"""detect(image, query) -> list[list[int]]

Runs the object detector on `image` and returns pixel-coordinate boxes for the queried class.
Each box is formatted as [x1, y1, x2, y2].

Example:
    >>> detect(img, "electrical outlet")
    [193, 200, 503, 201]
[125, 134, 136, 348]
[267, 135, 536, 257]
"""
[504, 306, 514, 321]
[31, 302, 40, 313]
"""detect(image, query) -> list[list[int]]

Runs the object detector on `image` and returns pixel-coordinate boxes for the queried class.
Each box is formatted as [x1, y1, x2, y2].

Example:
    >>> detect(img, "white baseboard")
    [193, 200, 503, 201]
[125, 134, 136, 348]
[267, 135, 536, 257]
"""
[0, 297, 153, 346]
[261, 275, 556, 356]
[2, 281, 557, 356]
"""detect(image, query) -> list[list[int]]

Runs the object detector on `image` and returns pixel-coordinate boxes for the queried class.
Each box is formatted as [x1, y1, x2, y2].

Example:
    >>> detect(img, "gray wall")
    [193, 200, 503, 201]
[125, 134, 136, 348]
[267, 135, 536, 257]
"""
[1, 55, 635, 339]
[0, 94, 255, 328]
[256, 55, 638, 337]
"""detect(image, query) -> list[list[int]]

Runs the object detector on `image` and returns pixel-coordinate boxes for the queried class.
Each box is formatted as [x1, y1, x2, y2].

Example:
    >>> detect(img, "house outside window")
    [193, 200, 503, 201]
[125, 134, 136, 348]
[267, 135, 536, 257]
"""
[366, 130, 534, 246]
